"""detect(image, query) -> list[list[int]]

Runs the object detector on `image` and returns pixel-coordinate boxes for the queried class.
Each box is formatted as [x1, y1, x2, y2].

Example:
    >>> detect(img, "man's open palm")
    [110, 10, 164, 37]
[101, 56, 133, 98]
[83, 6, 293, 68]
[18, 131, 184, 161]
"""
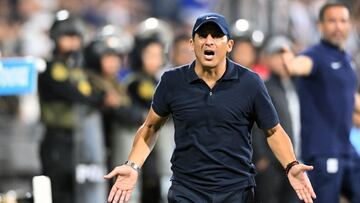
[288, 164, 317, 203]
[104, 165, 138, 203]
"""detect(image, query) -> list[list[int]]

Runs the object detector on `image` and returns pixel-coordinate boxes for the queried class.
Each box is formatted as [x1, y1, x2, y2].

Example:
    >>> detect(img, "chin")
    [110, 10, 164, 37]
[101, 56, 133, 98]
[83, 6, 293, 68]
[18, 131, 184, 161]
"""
[200, 61, 217, 69]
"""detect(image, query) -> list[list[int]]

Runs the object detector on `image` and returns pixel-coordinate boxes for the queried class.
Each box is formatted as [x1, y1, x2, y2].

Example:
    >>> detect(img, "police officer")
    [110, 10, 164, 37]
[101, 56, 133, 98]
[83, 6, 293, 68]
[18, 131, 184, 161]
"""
[84, 25, 145, 174]
[38, 10, 105, 203]
[126, 34, 165, 203]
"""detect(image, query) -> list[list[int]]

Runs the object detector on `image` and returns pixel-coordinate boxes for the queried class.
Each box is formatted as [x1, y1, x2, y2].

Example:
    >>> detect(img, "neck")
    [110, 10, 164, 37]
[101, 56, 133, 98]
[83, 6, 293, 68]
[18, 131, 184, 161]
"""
[322, 38, 345, 50]
[194, 59, 227, 81]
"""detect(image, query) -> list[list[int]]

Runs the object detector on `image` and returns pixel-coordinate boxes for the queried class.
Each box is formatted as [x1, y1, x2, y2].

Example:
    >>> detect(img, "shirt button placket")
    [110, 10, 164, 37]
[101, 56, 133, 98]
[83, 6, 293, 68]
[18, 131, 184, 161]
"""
[208, 90, 214, 105]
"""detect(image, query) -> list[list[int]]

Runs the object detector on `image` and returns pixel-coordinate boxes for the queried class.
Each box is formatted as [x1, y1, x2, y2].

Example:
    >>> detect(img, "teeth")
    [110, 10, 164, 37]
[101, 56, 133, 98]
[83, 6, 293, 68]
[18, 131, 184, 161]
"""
[204, 50, 214, 55]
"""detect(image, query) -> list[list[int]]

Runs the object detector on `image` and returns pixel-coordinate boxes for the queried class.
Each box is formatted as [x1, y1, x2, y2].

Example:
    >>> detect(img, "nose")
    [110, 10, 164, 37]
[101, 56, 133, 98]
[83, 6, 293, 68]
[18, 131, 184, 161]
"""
[204, 34, 215, 45]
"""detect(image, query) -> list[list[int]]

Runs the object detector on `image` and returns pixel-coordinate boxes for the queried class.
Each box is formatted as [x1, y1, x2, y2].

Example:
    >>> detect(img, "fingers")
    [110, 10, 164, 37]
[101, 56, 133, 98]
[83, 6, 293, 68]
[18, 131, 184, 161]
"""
[119, 190, 126, 203]
[303, 188, 313, 203]
[300, 164, 314, 171]
[305, 177, 317, 199]
[296, 175, 316, 203]
[112, 189, 123, 203]
[107, 185, 117, 202]
[104, 167, 118, 179]
[113, 190, 130, 203]
[109, 189, 132, 203]
[124, 190, 132, 202]
[296, 188, 313, 203]
[295, 189, 303, 201]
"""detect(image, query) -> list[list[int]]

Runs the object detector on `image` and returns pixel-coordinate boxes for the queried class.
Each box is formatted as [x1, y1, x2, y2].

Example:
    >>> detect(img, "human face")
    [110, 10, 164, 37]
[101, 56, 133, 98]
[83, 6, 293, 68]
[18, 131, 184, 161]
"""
[142, 42, 164, 76]
[232, 41, 256, 68]
[101, 53, 121, 77]
[190, 23, 233, 69]
[266, 53, 287, 77]
[57, 35, 82, 53]
[319, 6, 351, 47]
[172, 40, 194, 66]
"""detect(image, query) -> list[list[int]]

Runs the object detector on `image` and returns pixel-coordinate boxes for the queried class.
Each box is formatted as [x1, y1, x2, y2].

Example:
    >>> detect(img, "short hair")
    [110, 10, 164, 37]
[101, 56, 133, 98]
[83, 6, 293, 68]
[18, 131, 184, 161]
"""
[173, 34, 190, 46]
[319, 3, 349, 22]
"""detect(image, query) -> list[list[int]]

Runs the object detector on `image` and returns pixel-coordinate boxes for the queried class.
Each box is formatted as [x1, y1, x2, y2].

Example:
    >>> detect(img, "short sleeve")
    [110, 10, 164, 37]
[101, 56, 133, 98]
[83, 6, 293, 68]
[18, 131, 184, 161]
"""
[300, 51, 318, 76]
[253, 78, 279, 130]
[151, 72, 171, 117]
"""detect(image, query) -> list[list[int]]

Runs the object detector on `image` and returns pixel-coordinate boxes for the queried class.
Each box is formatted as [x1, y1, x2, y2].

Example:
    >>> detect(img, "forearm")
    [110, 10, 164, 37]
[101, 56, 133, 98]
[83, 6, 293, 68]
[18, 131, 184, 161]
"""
[354, 93, 360, 113]
[266, 124, 297, 168]
[281, 49, 313, 76]
[126, 108, 168, 167]
[127, 124, 159, 167]
[353, 111, 360, 127]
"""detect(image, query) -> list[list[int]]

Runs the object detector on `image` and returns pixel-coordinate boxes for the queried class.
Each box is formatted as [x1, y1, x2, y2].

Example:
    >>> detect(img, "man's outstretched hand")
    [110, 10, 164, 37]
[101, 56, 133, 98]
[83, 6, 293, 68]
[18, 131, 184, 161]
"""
[288, 163, 317, 203]
[104, 165, 139, 203]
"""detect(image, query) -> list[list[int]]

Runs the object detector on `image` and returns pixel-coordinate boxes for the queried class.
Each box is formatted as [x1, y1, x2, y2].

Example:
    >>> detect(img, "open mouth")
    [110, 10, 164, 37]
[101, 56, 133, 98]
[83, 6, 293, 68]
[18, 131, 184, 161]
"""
[204, 50, 215, 60]
[204, 50, 215, 56]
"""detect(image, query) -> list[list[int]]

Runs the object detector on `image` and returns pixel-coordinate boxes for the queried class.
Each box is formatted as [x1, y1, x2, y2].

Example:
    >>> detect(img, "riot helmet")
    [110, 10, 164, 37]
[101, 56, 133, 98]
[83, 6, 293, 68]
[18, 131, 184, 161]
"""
[84, 25, 134, 73]
[50, 10, 86, 41]
[50, 10, 86, 58]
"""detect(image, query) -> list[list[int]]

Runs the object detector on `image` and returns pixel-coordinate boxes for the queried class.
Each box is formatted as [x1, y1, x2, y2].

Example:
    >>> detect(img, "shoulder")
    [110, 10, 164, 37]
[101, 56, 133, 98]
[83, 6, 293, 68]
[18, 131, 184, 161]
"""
[300, 43, 323, 58]
[159, 64, 189, 82]
[226, 61, 266, 97]
[233, 61, 263, 85]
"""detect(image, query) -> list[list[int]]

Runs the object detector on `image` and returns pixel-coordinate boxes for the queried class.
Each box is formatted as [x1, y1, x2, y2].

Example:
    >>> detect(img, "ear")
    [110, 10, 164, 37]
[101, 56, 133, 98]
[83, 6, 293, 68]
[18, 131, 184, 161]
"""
[227, 39, 234, 53]
[189, 38, 194, 52]
[317, 21, 323, 35]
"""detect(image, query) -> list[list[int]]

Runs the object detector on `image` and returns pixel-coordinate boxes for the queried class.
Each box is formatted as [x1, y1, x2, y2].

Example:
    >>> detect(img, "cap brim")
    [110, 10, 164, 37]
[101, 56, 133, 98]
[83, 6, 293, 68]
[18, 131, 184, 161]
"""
[193, 20, 228, 36]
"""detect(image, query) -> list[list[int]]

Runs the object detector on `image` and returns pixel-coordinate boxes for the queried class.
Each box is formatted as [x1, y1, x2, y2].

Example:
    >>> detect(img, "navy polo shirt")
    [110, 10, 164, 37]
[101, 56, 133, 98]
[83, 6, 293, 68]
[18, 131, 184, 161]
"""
[298, 39, 357, 160]
[152, 59, 279, 192]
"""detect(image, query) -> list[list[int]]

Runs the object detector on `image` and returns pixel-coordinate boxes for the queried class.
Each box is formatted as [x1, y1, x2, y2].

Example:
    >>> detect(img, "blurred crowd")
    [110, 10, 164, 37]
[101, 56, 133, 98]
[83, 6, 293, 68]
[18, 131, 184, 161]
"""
[0, 0, 360, 203]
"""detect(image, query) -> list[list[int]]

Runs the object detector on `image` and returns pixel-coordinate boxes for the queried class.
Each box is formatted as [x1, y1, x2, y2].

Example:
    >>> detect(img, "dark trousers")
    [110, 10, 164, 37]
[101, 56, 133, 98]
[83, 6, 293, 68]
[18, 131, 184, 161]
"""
[305, 155, 360, 203]
[40, 128, 75, 203]
[168, 181, 254, 203]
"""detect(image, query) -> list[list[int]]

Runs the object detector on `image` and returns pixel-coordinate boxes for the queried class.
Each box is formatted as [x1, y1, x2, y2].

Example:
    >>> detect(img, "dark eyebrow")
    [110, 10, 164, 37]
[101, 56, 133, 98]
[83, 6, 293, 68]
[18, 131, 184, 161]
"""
[196, 26, 225, 38]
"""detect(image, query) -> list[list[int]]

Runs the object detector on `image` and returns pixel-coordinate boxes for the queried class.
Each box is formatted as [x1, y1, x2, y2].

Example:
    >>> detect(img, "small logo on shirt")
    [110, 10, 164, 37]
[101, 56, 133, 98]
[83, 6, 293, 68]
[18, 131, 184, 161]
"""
[331, 62, 342, 70]
[205, 16, 218, 20]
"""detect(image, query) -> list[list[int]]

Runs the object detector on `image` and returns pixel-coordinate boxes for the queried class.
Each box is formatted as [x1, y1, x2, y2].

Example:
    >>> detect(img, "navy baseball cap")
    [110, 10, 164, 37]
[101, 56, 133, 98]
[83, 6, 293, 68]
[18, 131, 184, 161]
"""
[192, 13, 231, 39]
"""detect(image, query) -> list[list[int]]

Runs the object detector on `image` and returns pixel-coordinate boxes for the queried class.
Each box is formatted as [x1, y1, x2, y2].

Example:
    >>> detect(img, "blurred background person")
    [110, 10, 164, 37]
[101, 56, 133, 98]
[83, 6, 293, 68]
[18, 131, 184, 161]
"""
[282, 3, 360, 202]
[230, 36, 257, 68]
[126, 34, 166, 203]
[169, 33, 194, 67]
[252, 35, 300, 203]
[230, 35, 269, 80]
[37, 11, 108, 203]
[83, 25, 146, 203]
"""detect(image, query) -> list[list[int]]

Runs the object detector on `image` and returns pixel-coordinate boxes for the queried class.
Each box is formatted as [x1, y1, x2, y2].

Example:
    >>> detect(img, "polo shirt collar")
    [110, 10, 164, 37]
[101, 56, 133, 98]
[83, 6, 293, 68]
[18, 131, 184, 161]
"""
[186, 58, 238, 83]
[320, 39, 344, 51]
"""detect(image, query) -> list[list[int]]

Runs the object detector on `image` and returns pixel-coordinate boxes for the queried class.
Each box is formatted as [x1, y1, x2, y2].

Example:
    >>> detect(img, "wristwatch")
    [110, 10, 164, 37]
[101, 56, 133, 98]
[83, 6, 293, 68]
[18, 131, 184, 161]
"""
[124, 160, 141, 172]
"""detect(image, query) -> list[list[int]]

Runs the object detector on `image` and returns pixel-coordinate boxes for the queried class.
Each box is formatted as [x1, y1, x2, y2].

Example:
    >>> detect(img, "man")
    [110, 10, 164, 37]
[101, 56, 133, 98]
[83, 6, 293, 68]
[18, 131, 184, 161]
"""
[38, 11, 112, 203]
[282, 3, 360, 203]
[252, 35, 300, 203]
[229, 35, 270, 80]
[170, 33, 195, 67]
[105, 13, 316, 203]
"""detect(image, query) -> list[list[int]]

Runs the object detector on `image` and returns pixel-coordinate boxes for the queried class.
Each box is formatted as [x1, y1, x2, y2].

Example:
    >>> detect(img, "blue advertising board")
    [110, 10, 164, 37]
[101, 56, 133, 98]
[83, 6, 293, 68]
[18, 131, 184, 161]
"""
[0, 57, 41, 96]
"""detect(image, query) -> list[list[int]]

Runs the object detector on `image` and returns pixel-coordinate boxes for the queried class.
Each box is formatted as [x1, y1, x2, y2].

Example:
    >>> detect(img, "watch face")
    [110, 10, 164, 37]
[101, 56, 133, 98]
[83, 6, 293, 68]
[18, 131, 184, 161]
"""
[125, 160, 141, 172]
